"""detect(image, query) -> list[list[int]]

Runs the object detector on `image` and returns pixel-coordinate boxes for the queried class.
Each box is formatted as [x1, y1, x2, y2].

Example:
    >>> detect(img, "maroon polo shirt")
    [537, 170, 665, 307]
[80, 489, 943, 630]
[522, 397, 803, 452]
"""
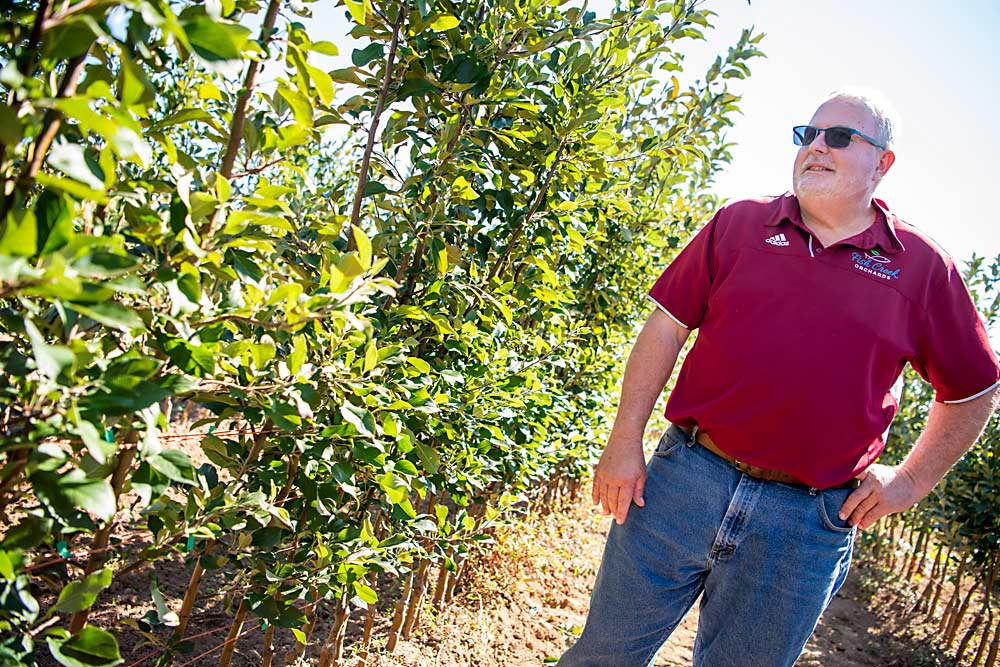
[648, 193, 1000, 488]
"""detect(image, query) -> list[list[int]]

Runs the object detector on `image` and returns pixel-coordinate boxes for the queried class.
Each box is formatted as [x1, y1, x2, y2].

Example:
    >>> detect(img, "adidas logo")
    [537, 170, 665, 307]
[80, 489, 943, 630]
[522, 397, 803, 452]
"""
[765, 233, 789, 247]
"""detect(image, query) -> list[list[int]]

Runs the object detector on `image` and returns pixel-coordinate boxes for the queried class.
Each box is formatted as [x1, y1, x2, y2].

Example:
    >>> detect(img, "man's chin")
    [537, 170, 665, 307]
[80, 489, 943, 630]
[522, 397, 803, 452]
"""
[793, 184, 838, 203]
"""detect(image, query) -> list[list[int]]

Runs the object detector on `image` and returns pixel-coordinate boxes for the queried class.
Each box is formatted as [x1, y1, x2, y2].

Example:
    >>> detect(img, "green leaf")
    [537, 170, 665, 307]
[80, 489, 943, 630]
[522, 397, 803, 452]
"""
[1, 516, 54, 550]
[164, 339, 216, 376]
[307, 40, 339, 56]
[396, 78, 436, 100]
[351, 43, 384, 68]
[430, 14, 461, 31]
[55, 98, 151, 165]
[34, 189, 74, 255]
[34, 172, 108, 205]
[47, 143, 105, 191]
[33, 469, 116, 523]
[344, 0, 368, 24]
[147, 449, 197, 486]
[150, 577, 179, 627]
[330, 68, 363, 85]
[340, 402, 374, 437]
[406, 357, 431, 373]
[43, 17, 98, 60]
[0, 209, 38, 257]
[361, 180, 389, 197]
[451, 175, 476, 200]
[71, 251, 138, 278]
[276, 84, 313, 128]
[53, 568, 112, 613]
[24, 319, 75, 383]
[328, 251, 365, 293]
[0, 103, 23, 145]
[47, 626, 123, 667]
[415, 443, 441, 474]
[71, 414, 115, 465]
[352, 226, 373, 270]
[352, 580, 378, 604]
[68, 302, 144, 332]
[184, 17, 250, 62]
[149, 108, 219, 132]
[117, 50, 155, 107]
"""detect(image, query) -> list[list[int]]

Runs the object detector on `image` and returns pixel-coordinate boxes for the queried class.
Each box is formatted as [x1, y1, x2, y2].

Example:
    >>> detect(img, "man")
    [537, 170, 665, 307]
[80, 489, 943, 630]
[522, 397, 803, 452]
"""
[558, 91, 1000, 667]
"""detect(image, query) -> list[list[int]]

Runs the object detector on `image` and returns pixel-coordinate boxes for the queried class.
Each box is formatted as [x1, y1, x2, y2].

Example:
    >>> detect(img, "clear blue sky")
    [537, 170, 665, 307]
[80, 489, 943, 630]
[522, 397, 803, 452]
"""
[311, 0, 999, 263]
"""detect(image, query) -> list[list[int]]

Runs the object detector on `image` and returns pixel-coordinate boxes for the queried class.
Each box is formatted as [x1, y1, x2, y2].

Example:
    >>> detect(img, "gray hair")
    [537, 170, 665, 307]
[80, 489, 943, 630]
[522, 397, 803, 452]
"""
[823, 88, 900, 150]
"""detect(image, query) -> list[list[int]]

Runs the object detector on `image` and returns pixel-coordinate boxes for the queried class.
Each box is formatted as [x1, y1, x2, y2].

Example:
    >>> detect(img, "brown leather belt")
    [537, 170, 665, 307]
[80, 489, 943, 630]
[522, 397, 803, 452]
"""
[685, 428, 861, 490]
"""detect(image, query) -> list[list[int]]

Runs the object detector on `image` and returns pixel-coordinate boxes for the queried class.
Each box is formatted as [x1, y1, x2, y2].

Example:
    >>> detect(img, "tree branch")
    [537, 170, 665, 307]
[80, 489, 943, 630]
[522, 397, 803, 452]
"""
[485, 141, 565, 284]
[347, 6, 408, 250]
[219, 0, 283, 179]
[0, 49, 89, 219]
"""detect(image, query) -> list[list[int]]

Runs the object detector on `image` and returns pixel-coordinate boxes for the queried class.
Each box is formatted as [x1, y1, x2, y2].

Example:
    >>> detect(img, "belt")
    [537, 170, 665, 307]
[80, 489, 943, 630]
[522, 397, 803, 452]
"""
[683, 427, 862, 491]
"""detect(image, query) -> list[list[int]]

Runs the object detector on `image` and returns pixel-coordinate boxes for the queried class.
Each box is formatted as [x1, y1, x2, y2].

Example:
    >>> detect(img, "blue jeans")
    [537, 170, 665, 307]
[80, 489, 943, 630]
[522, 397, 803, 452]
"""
[558, 425, 856, 667]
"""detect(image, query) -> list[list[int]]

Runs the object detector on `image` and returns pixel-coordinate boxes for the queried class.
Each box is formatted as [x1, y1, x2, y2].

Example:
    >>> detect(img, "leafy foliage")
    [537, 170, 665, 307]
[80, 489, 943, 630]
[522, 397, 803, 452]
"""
[882, 253, 1000, 568]
[0, 0, 761, 661]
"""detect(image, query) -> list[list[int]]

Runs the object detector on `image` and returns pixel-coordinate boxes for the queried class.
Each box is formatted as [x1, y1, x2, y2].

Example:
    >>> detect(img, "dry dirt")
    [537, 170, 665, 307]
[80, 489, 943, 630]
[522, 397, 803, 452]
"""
[365, 498, 952, 667]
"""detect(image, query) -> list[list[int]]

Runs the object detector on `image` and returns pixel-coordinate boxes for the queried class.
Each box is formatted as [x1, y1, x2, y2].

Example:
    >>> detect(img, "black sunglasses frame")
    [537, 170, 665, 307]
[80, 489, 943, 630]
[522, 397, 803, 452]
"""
[792, 125, 885, 150]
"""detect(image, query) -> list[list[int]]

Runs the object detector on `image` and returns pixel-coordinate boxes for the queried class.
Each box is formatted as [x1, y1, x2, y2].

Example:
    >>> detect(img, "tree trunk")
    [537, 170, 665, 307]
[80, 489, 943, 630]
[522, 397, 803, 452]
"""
[218, 597, 249, 667]
[316, 596, 350, 667]
[69, 443, 136, 633]
[402, 558, 432, 638]
[947, 583, 979, 647]
[941, 554, 970, 635]
[984, 616, 1000, 667]
[173, 540, 216, 645]
[928, 544, 954, 620]
[386, 571, 414, 653]
[261, 622, 276, 667]
[283, 587, 319, 665]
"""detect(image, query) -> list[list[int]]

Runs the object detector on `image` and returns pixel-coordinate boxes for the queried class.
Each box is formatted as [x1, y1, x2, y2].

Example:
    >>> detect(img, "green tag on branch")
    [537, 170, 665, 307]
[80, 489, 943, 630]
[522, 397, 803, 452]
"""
[104, 428, 114, 443]
[186, 536, 195, 552]
[57, 541, 72, 558]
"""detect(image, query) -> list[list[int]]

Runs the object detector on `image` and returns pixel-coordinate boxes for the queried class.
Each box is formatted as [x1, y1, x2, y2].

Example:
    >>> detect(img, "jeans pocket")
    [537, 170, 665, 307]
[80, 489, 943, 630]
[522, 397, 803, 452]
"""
[816, 489, 856, 534]
[653, 425, 688, 458]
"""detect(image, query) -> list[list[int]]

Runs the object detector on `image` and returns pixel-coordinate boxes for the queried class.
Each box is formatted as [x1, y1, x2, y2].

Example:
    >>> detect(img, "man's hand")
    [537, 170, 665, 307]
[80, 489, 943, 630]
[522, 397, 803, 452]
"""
[592, 438, 647, 525]
[838, 463, 922, 530]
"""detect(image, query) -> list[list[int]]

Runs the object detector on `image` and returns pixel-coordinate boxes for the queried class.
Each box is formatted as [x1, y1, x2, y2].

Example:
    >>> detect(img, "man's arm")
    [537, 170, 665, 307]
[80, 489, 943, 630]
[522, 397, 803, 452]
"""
[840, 386, 1000, 530]
[593, 307, 690, 525]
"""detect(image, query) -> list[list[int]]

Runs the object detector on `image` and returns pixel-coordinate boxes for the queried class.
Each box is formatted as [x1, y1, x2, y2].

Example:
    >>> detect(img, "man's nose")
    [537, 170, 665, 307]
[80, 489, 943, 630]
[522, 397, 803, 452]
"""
[808, 130, 829, 152]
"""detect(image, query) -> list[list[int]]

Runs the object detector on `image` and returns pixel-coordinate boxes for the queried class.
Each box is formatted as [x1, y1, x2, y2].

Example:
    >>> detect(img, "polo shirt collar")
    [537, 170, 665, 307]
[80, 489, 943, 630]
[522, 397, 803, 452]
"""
[766, 192, 906, 254]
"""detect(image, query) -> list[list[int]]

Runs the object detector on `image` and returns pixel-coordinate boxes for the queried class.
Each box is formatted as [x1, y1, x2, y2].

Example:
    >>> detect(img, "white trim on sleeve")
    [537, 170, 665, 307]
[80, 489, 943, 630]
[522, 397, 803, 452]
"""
[942, 379, 1000, 404]
[646, 294, 691, 330]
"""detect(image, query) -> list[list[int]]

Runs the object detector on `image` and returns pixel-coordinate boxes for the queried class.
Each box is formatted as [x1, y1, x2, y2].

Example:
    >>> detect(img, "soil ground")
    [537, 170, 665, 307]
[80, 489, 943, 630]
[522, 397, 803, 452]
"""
[368, 497, 955, 667]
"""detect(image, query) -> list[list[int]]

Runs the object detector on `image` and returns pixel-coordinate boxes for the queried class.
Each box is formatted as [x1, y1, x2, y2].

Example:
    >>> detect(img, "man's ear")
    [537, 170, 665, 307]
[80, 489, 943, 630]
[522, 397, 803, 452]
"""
[876, 149, 896, 181]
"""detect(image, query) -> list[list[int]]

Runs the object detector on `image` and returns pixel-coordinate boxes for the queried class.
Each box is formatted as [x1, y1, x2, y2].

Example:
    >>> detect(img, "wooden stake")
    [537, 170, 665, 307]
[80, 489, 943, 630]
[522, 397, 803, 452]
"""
[68, 443, 137, 633]
[218, 597, 249, 667]
[261, 622, 276, 667]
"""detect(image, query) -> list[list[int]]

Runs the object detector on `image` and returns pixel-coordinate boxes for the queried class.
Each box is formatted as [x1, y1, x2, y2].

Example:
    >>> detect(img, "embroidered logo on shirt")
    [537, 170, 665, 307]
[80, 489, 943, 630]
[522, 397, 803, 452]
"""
[765, 233, 789, 247]
[852, 251, 901, 281]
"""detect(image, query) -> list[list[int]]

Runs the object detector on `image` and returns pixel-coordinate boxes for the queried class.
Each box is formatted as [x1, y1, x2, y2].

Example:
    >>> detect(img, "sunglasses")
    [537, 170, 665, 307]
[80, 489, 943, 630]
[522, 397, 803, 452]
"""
[792, 125, 885, 150]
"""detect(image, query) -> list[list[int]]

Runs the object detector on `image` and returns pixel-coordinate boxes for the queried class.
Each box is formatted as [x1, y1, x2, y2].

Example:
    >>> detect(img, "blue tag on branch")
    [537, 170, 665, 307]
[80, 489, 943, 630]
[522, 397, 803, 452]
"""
[104, 428, 114, 442]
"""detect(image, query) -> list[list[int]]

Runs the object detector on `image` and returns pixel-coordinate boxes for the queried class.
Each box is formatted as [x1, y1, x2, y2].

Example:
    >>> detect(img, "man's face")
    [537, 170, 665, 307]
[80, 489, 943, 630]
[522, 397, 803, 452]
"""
[792, 98, 893, 205]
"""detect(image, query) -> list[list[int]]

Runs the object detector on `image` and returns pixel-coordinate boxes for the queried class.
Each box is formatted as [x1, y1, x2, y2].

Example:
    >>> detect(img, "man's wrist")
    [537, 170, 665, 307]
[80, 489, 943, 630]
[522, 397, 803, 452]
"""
[895, 463, 935, 501]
